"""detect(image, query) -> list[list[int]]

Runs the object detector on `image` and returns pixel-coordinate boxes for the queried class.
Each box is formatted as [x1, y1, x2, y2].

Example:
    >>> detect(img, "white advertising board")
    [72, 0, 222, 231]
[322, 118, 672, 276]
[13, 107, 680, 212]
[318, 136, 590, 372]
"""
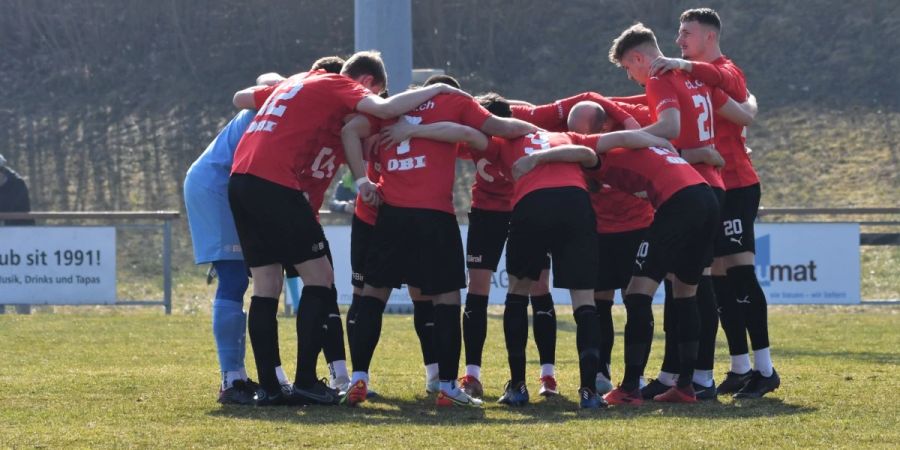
[315, 222, 859, 306]
[0, 227, 117, 304]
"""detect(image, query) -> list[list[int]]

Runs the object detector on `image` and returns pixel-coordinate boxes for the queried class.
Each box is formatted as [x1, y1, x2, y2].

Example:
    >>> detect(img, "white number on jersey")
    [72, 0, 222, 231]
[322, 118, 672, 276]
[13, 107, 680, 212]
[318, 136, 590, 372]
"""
[247, 82, 304, 134]
[692, 93, 714, 142]
[311, 147, 336, 180]
[649, 146, 688, 165]
[523, 132, 551, 155]
[396, 115, 423, 155]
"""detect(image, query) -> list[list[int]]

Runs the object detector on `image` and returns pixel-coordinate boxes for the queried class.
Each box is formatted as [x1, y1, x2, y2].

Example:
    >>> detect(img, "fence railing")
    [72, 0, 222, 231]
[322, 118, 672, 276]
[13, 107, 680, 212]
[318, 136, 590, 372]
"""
[0, 211, 180, 314]
[757, 207, 900, 245]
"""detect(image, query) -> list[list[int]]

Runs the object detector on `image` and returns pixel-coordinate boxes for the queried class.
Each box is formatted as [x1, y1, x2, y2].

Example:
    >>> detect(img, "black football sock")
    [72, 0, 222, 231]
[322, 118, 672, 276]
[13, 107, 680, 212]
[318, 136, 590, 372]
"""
[728, 265, 770, 350]
[713, 274, 749, 356]
[660, 279, 680, 376]
[530, 293, 557, 366]
[674, 296, 701, 388]
[696, 275, 718, 371]
[595, 299, 614, 379]
[321, 285, 346, 364]
[346, 293, 362, 343]
[295, 285, 331, 388]
[433, 303, 463, 382]
[348, 295, 386, 375]
[503, 294, 529, 384]
[462, 293, 489, 367]
[413, 300, 438, 366]
[247, 296, 280, 394]
[622, 293, 654, 391]
[574, 305, 602, 390]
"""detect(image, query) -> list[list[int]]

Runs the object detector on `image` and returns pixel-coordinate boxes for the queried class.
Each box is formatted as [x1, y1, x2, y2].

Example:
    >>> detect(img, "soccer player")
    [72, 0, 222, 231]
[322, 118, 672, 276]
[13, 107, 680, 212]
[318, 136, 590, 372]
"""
[646, 8, 779, 398]
[499, 126, 679, 408]
[184, 58, 343, 405]
[565, 102, 656, 395]
[510, 91, 641, 132]
[455, 94, 557, 400]
[228, 50, 470, 406]
[339, 84, 536, 408]
[603, 23, 755, 403]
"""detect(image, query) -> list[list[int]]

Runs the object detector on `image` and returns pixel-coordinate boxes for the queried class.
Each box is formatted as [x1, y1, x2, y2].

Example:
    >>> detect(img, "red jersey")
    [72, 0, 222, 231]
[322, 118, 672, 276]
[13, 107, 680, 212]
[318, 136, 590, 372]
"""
[691, 56, 759, 189]
[590, 183, 655, 234]
[460, 140, 514, 212]
[646, 71, 727, 190]
[511, 92, 634, 132]
[231, 71, 371, 191]
[588, 143, 707, 209]
[353, 135, 383, 226]
[483, 131, 592, 206]
[371, 94, 492, 214]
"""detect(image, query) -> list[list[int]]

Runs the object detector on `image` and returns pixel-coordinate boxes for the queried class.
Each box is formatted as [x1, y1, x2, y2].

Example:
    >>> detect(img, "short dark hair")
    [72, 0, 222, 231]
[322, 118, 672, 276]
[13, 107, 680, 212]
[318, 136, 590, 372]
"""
[423, 74, 461, 89]
[476, 92, 511, 118]
[608, 23, 657, 66]
[341, 50, 387, 88]
[311, 56, 345, 74]
[680, 8, 722, 32]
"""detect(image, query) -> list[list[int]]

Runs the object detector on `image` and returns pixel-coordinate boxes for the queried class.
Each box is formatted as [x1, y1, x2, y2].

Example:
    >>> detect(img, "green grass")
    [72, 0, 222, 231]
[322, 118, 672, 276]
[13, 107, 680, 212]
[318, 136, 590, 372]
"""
[2, 306, 899, 448]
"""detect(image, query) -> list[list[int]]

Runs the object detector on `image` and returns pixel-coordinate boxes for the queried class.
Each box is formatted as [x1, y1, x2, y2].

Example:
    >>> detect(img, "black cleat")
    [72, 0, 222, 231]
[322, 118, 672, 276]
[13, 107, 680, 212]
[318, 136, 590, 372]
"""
[692, 382, 718, 400]
[640, 379, 673, 399]
[497, 380, 530, 406]
[716, 370, 753, 395]
[733, 369, 781, 399]
[293, 379, 340, 405]
[218, 382, 255, 405]
[253, 385, 296, 407]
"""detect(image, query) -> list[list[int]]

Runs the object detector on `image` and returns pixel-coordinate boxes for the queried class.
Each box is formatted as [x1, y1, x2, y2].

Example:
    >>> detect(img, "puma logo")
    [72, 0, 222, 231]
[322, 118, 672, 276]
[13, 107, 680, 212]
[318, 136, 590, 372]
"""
[536, 310, 554, 318]
[736, 296, 751, 304]
[730, 236, 743, 246]
[635, 260, 645, 270]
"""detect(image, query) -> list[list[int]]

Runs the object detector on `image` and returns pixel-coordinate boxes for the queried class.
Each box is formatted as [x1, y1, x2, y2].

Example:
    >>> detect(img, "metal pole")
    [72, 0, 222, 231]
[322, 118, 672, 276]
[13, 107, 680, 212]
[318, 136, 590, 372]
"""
[355, 0, 413, 94]
[163, 219, 172, 315]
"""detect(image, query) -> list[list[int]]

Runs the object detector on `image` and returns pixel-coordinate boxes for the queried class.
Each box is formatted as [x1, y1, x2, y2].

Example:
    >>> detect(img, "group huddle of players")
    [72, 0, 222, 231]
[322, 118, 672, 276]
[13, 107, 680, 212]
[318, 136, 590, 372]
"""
[185, 7, 780, 410]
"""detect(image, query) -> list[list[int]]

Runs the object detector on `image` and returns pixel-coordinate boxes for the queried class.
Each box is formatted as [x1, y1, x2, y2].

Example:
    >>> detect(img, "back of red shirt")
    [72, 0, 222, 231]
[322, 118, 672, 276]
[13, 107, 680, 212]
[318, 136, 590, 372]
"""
[231, 71, 371, 190]
[646, 71, 726, 189]
[462, 140, 514, 212]
[590, 183, 655, 234]
[374, 94, 492, 214]
[708, 57, 758, 189]
[511, 92, 634, 132]
[485, 131, 591, 205]
[589, 145, 706, 208]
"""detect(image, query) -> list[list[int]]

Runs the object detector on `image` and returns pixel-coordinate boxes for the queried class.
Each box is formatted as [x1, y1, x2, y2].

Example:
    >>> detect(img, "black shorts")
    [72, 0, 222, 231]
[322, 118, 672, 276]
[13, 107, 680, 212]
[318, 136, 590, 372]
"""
[700, 187, 726, 267]
[283, 239, 333, 278]
[714, 183, 761, 257]
[228, 174, 327, 268]
[364, 204, 466, 296]
[350, 214, 375, 288]
[596, 227, 648, 291]
[466, 208, 511, 271]
[633, 183, 719, 285]
[507, 187, 598, 290]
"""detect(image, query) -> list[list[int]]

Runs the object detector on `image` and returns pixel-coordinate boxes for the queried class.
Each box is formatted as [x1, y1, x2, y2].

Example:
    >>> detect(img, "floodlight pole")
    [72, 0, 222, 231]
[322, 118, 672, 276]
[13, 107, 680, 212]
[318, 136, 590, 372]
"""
[354, 0, 413, 94]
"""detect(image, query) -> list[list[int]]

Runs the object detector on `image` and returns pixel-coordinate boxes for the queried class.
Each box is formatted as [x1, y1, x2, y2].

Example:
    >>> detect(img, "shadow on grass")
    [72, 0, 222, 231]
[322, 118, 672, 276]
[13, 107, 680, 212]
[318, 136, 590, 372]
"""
[775, 348, 899, 365]
[207, 393, 814, 425]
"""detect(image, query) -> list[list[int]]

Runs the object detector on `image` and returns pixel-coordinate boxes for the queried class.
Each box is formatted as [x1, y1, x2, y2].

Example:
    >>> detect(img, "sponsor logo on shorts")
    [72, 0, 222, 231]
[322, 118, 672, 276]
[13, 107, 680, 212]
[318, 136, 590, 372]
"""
[352, 272, 364, 281]
[312, 241, 325, 252]
[467, 254, 483, 263]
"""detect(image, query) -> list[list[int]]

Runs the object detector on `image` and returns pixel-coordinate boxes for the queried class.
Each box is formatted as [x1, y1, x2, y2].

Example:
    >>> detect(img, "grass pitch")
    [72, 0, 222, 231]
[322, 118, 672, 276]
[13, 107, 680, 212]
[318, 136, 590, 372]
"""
[1, 305, 898, 448]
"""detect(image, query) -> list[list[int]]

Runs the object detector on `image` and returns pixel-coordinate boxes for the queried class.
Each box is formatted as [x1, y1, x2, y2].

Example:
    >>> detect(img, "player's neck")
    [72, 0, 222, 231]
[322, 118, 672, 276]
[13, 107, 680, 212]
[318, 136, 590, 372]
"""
[698, 46, 723, 63]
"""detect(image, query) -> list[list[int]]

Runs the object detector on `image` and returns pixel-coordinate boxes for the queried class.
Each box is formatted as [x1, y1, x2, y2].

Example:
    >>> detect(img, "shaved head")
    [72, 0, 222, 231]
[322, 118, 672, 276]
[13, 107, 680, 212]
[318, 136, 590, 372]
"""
[567, 101, 607, 134]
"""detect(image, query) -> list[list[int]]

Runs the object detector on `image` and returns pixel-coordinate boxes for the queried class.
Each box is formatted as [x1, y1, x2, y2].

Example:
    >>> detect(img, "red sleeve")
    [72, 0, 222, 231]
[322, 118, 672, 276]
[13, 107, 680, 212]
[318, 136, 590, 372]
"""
[710, 88, 728, 109]
[615, 102, 653, 127]
[252, 85, 277, 109]
[456, 143, 472, 160]
[691, 61, 748, 103]
[609, 94, 648, 106]
[568, 132, 601, 151]
[456, 97, 493, 130]
[583, 92, 634, 126]
[646, 76, 680, 116]
[511, 103, 563, 129]
[329, 76, 374, 111]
